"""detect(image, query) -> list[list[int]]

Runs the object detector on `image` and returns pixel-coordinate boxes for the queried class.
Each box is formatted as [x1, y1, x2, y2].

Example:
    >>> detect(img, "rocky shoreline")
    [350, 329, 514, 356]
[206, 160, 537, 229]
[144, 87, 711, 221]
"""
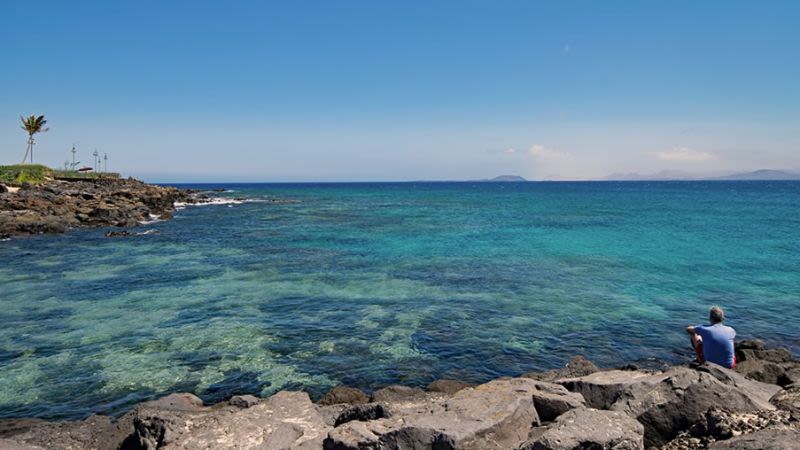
[0, 340, 797, 449]
[0, 178, 204, 238]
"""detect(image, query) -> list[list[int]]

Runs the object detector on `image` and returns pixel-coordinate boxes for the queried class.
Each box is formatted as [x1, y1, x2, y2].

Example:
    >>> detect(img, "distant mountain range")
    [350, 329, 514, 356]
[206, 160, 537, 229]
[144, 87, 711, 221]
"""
[603, 169, 800, 181]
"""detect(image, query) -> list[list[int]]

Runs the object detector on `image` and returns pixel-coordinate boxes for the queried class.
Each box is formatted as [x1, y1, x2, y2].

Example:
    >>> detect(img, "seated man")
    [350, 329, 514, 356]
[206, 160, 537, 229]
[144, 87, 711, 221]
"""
[686, 306, 736, 368]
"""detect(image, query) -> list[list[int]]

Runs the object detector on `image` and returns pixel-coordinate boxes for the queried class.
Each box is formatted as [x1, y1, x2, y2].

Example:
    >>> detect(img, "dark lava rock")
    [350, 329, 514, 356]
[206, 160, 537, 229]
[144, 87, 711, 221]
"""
[528, 381, 586, 423]
[105, 230, 132, 238]
[227, 394, 260, 409]
[319, 386, 370, 406]
[333, 403, 387, 426]
[0, 178, 198, 237]
[522, 355, 599, 382]
[735, 339, 800, 387]
[426, 379, 472, 395]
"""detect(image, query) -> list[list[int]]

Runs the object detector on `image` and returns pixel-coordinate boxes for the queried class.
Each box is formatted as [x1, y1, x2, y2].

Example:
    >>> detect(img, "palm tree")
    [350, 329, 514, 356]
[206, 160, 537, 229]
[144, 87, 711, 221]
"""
[20, 115, 49, 164]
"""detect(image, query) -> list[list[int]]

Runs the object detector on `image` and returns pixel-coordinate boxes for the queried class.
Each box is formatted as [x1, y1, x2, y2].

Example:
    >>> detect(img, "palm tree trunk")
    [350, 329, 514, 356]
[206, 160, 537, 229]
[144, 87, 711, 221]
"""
[21, 138, 32, 164]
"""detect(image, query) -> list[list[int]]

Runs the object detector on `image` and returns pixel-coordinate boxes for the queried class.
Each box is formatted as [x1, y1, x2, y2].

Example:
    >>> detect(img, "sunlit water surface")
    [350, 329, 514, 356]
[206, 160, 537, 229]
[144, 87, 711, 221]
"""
[1, 181, 798, 420]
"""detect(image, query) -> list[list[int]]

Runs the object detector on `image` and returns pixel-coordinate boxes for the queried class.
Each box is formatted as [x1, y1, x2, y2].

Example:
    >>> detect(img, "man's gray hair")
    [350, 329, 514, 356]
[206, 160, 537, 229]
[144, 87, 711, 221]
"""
[709, 306, 724, 323]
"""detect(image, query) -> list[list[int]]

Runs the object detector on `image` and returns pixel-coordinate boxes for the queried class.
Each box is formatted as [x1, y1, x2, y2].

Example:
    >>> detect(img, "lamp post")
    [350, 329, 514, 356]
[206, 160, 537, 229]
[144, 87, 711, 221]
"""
[93, 149, 99, 172]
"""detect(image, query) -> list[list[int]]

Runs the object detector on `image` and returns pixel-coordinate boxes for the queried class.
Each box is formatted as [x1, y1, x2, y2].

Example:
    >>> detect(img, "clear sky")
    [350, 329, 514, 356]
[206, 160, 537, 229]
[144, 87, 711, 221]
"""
[1, 1, 798, 181]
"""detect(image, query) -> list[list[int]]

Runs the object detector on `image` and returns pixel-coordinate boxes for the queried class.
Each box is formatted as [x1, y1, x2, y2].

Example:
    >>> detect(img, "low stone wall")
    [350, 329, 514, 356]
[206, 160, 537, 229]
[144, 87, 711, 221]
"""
[0, 340, 797, 449]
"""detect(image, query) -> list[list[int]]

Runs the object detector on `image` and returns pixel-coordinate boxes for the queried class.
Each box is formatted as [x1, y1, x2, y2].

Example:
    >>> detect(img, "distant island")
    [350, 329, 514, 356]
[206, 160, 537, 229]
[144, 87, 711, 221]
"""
[603, 169, 800, 181]
[480, 175, 528, 182]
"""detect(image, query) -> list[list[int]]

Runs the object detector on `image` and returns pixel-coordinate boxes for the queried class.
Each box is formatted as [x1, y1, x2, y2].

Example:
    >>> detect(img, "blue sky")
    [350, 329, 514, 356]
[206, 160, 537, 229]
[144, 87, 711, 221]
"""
[1, 1, 798, 181]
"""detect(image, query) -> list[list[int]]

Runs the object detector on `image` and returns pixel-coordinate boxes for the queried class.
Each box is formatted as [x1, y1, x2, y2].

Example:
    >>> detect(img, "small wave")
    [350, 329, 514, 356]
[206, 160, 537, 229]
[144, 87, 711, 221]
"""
[138, 214, 163, 225]
[0, 238, 10, 242]
[176, 197, 249, 208]
[137, 229, 160, 235]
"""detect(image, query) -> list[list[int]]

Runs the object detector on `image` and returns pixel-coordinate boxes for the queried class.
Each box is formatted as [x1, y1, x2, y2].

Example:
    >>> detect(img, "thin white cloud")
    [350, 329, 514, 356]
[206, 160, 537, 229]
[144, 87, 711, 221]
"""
[651, 147, 714, 162]
[486, 148, 519, 155]
[529, 144, 568, 158]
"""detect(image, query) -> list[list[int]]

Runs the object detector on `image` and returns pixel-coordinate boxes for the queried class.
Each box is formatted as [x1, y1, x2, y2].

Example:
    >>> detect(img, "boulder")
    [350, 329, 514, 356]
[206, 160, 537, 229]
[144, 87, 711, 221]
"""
[227, 394, 260, 409]
[122, 391, 330, 449]
[370, 385, 427, 403]
[708, 429, 800, 449]
[0, 414, 132, 450]
[332, 403, 387, 426]
[558, 369, 661, 410]
[0, 185, 7, 193]
[529, 381, 586, 422]
[519, 408, 644, 450]
[735, 340, 800, 387]
[523, 356, 599, 382]
[325, 378, 541, 450]
[318, 386, 369, 406]
[560, 365, 781, 447]
[426, 379, 472, 395]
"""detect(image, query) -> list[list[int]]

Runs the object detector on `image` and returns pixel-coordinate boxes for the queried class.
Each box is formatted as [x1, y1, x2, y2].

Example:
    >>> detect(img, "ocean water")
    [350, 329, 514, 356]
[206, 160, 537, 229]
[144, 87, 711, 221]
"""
[1, 181, 799, 420]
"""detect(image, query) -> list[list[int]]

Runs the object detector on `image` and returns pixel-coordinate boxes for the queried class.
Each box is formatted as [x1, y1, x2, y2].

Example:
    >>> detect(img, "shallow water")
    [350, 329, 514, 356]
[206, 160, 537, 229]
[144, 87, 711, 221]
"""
[1, 181, 799, 420]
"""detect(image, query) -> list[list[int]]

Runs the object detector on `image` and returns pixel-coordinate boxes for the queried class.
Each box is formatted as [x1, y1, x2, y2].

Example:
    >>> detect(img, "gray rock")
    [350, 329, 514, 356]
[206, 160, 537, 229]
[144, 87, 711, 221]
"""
[519, 408, 644, 450]
[124, 390, 330, 449]
[0, 438, 45, 449]
[333, 403, 387, 426]
[227, 394, 260, 408]
[325, 377, 541, 450]
[704, 407, 794, 441]
[735, 340, 800, 387]
[317, 404, 349, 427]
[0, 185, 7, 194]
[523, 356, 599, 382]
[529, 381, 586, 422]
[560, 365, 781, 447]
[708, 428, 800, 449]
[770, 386, 800, 414]
[0, 414, 131, 450]
[558, 369, 660, 410]
[370, 385, 426, 403]
[319, 386, 370, 406]
[426, 379, 472, 395]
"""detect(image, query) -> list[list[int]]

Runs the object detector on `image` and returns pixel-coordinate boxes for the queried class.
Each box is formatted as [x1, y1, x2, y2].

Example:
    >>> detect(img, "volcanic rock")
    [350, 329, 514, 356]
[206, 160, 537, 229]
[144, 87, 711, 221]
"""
[519, 408, 645, 450]
[325, 378, 541, 450]
[559, 364, 781, 447]
[318, 386, 370, 406]
[426, 379, 473, 395]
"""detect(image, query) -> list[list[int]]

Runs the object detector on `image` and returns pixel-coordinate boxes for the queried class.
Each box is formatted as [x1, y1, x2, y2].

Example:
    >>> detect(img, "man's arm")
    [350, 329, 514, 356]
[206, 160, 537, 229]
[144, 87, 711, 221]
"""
[686, 325, 697, 335]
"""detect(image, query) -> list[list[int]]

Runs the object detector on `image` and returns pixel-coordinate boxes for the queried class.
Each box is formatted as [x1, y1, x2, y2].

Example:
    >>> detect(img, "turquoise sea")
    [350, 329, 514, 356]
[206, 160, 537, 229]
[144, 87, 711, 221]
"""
[1, 181, 799, 420]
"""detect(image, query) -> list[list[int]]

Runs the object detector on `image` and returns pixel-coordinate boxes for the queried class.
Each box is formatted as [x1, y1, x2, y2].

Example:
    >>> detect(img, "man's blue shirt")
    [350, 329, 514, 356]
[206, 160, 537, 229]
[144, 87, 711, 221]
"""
[696, 323, 736, 368]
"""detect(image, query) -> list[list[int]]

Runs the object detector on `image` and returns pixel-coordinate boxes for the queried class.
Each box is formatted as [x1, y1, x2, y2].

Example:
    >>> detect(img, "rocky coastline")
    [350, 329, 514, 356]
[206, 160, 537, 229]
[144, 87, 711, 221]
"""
[0, 178, 204, 238]
[0, 340, 797, 449]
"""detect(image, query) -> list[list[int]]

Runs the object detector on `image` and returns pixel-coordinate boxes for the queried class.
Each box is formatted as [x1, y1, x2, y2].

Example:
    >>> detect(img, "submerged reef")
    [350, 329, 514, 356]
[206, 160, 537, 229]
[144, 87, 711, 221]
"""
[0, 339, 798, 449]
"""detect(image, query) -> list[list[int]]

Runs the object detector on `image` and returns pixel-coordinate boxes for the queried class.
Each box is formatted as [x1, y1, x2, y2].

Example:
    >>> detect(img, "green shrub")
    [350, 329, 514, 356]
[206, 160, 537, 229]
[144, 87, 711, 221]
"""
[0, 164, 53, 185]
